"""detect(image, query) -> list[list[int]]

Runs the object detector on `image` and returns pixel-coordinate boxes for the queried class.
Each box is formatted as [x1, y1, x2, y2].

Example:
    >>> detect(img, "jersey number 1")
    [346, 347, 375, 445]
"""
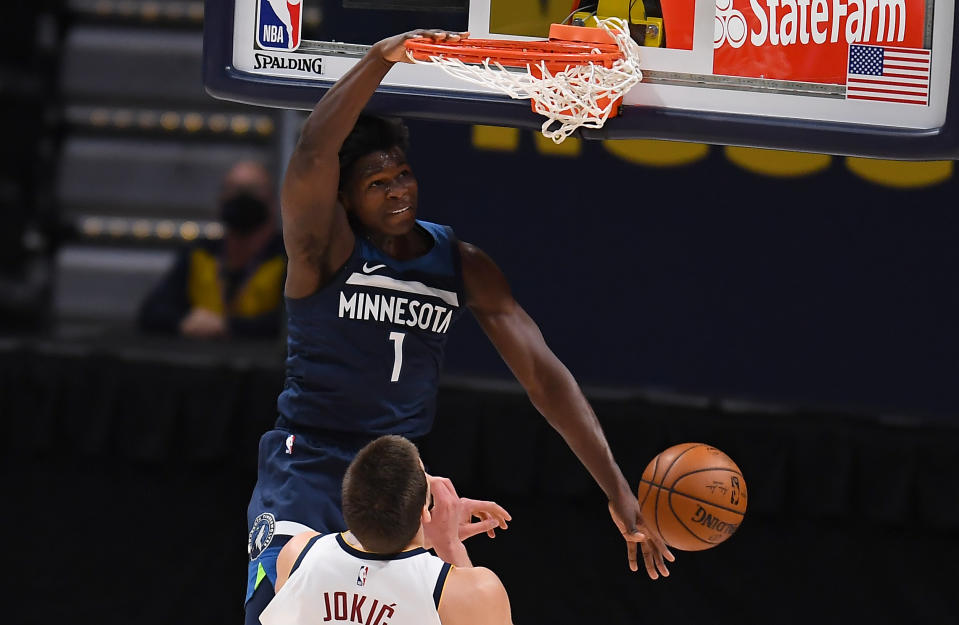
[389, 331, 405, 382]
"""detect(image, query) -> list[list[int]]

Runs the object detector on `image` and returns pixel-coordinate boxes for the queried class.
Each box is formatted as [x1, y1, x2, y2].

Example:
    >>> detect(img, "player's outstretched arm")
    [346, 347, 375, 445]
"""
[282, 28, 468, 298]
[459, 240, 674, 579]
[439, 567, 513, 625]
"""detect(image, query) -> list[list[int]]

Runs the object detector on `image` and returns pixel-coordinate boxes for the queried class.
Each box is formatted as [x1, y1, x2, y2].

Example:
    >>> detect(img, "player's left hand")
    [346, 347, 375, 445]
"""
[458, 497, 511, 540]
[423, 475, 507, 551]
[608, 492, 674, 579]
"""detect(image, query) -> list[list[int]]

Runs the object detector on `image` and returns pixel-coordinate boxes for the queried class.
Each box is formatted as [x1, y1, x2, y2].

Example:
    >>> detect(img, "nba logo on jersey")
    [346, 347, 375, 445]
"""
[356, 565, 368, 586]
[285, 434, 295, 454]
[256, 0, 302, 51]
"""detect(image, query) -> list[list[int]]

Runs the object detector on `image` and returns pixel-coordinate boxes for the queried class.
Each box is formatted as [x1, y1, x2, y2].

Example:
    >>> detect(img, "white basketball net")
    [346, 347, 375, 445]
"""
[407, 18, 643, 144]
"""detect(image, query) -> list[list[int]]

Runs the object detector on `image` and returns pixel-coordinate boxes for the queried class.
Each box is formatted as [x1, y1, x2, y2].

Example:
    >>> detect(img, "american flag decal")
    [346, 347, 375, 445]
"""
[846, 44, 931, 105]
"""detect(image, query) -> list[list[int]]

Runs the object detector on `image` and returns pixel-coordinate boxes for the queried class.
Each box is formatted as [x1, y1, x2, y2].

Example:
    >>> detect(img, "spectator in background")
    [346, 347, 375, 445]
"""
[137, 160, 286, 340]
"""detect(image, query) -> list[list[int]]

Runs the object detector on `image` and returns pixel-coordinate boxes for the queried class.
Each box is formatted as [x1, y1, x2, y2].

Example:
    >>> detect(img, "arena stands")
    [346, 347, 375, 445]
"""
[52, 0, 292, 335]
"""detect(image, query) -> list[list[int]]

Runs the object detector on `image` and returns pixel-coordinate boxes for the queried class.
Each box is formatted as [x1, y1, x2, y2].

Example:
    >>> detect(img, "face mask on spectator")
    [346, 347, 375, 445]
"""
[220, 192, 270, 234]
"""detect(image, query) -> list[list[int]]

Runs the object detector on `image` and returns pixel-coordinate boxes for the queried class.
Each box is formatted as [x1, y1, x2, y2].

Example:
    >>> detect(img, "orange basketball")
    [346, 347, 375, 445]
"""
[637, 443, 747, 551]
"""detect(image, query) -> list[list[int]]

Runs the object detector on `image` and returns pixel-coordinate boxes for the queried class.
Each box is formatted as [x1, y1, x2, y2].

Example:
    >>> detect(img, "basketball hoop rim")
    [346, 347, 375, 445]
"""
[404, 37, 624, 71]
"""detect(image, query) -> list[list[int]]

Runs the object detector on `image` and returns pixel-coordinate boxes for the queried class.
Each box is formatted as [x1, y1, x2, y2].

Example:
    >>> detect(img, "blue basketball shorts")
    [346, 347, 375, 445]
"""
[245, 427, 377, 603]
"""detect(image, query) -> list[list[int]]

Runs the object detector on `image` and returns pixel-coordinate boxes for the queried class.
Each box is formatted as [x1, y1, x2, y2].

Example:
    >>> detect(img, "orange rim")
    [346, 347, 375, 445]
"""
[404, 37, 623, 71]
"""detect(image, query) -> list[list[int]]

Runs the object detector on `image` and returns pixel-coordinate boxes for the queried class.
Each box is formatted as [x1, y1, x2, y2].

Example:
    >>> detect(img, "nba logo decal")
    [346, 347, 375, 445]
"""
[285, 434, 295, 454]
[256, 0, 302, 51]
[356, 565, 369, 586]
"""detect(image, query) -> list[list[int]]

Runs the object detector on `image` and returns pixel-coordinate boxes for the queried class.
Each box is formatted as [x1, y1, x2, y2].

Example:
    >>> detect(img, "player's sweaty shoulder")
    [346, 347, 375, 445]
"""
[457, 240, 513, 315]
[275, 530, 323, 592]
[438, 566, 512, 625]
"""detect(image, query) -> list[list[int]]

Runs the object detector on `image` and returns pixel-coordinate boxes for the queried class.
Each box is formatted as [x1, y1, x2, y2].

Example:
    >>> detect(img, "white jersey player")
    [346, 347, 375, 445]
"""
[261, 435, 513, 625]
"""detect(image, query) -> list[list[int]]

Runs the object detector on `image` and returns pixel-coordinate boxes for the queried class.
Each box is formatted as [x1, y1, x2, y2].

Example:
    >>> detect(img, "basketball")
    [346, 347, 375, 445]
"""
[637, 443, 747, 551]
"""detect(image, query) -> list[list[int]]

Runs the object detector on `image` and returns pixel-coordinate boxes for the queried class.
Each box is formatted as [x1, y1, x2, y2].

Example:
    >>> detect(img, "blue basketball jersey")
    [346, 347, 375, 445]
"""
[276, 220, 466, 438]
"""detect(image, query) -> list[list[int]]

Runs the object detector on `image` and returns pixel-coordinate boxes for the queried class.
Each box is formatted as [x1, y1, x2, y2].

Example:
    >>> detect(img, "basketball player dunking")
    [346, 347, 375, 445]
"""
[244, 28, 674, 625]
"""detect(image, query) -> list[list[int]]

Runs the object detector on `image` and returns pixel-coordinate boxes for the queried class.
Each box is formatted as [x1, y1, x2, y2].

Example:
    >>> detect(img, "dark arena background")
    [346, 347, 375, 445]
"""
[4, 2, 958, 625]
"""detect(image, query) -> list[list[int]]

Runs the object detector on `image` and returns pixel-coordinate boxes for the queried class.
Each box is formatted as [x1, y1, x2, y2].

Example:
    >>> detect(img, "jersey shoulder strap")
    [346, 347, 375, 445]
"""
[289, 534, 324, 577]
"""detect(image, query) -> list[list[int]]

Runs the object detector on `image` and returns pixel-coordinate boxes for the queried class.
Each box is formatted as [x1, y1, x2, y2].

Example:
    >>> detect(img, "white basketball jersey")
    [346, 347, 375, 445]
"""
[260, 533, 452, 625]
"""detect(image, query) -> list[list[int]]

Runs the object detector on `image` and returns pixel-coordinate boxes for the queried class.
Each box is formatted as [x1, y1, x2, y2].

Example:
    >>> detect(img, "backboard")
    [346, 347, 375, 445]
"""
[203, 0, 959, 158]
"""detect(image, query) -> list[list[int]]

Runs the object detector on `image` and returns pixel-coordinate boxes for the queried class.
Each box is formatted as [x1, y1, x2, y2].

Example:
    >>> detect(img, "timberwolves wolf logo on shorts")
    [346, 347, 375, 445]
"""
[256, 0, 302, 51]
[248, 512, 276, 560]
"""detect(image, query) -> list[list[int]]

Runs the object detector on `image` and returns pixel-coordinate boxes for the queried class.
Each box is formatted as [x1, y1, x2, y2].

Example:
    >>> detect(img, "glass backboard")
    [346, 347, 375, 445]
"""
[203, 0, 959, 158]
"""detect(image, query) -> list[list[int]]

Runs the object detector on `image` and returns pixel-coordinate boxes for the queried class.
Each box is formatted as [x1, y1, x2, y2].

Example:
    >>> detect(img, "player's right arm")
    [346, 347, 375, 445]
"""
[438, 567, 513, 625]
[281, 29, 467, 298]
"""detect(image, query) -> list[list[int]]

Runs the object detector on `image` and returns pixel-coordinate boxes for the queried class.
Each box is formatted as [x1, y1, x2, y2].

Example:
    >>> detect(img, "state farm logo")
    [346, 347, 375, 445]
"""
[712, 0, 925, 83]
[713, 0, 915, 50]
[715, 0, 748, 49]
